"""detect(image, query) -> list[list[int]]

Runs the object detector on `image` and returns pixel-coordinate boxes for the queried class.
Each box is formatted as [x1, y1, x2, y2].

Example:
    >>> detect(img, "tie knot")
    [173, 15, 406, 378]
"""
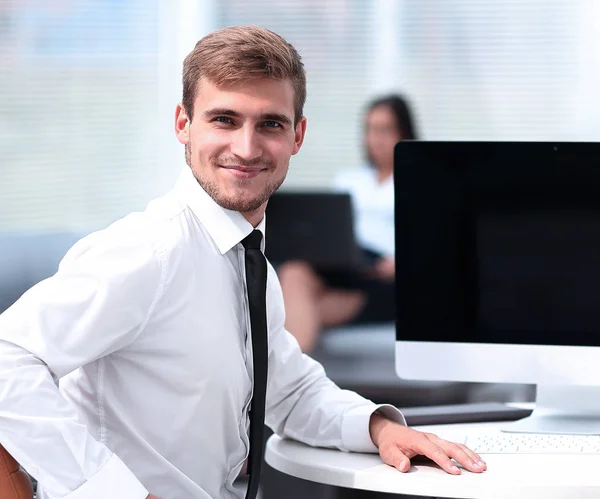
[242, 230, 263, 250]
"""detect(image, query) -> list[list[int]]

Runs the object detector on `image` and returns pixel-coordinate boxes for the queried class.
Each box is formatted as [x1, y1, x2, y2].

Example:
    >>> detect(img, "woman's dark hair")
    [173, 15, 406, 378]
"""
[366, 94, 418, 140]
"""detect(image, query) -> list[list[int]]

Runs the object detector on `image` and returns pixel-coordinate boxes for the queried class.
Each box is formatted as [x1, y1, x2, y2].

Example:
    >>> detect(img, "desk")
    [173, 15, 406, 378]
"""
[265, 421, 600, 499]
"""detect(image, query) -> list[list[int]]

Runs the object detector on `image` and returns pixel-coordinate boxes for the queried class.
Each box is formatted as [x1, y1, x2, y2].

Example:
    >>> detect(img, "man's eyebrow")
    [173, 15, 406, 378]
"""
[202, 108, 241, 119]
[202, 108, 293, 126]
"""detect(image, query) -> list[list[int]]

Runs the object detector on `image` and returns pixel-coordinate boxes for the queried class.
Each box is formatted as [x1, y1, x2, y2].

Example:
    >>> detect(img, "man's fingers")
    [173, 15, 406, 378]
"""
[413, 435, 461, 475]
[380, 444, 411, 472]
[434, 439, 485, 473]
[455, 442, 486, 470]
[425, 433, 487, 472]
[378, 427, 486, 476]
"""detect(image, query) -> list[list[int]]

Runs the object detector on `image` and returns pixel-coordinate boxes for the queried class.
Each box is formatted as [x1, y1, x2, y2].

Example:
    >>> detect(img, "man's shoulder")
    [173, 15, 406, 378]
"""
[61, 193, 189, 269]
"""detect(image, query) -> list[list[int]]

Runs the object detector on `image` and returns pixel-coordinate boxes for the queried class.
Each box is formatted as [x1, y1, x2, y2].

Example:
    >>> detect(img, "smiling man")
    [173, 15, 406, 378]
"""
[0, 26, 485, 499]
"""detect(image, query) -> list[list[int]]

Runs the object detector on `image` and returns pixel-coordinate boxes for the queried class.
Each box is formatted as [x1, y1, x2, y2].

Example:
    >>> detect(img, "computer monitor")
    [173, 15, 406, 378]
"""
[394, 141, 600, 435]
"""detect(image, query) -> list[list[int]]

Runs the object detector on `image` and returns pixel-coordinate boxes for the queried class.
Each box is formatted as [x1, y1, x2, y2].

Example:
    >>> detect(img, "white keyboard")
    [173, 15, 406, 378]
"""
[464, 433, 600, 454]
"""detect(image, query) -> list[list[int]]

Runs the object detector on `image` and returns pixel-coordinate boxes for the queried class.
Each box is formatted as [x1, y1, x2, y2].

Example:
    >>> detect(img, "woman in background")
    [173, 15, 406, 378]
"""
[278, 94, 418, 352]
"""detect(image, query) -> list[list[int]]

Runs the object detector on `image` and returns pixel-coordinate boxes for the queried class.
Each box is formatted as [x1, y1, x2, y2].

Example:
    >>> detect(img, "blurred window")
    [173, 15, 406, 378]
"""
[0, 0, 161, 230]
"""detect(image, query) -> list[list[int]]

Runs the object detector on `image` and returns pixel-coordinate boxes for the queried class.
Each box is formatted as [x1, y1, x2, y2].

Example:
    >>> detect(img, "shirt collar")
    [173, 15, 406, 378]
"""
[175, 166, 266, 255]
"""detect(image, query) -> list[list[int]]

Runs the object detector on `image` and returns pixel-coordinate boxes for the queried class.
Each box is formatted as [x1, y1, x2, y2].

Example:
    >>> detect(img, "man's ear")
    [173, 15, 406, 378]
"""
[174, 103, 190, 144]
[292, 116, 307, 156]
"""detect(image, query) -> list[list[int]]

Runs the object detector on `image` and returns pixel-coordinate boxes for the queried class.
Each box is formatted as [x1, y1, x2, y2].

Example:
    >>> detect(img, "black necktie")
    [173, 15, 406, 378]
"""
[242, 230, 268, 499]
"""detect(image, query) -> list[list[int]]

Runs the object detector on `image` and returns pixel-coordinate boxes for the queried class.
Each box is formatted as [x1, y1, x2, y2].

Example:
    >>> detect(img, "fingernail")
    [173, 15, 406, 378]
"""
[478, 460, 486, 467]
[472, 462, 480, 469]
[399, 459, 408, 471]
[451, 465, 461, 474]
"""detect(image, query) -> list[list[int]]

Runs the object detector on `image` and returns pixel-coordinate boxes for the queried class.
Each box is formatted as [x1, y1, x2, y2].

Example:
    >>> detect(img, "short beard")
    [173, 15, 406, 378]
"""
[185, 142, 287, 212]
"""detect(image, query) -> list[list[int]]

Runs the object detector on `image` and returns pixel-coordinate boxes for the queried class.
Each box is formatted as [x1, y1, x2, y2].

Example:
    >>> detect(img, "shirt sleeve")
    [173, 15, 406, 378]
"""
[264, 265, 406, 453]
[0, 228, 163, 498]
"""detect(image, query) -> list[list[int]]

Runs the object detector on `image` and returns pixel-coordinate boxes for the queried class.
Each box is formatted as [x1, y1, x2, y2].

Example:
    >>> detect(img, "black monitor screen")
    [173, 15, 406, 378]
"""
[395, 142, 600, 346]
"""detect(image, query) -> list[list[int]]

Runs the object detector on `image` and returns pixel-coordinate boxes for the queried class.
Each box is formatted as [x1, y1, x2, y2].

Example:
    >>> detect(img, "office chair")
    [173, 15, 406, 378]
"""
[0, 444, 34, 499]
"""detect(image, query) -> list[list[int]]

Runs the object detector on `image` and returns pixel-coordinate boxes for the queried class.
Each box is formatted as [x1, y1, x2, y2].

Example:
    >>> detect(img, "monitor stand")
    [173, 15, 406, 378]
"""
[502, 384, 600, 435]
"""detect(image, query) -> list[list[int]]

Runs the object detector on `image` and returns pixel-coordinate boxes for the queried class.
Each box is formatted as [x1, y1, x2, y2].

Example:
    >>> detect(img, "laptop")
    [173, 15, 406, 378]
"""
[265, 191, 369, 269]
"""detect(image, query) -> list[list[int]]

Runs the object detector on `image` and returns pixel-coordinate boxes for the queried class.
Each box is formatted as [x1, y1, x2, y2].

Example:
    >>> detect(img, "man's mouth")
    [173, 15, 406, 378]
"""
[219, 165, 265, 179]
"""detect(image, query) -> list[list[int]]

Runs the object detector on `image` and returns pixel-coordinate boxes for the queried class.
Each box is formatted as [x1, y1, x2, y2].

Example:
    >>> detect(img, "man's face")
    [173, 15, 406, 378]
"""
[175, 78, 306, 222]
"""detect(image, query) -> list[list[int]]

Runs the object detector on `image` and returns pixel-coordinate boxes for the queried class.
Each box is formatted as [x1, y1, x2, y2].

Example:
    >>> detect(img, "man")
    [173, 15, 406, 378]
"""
[0, 26, 485, 499]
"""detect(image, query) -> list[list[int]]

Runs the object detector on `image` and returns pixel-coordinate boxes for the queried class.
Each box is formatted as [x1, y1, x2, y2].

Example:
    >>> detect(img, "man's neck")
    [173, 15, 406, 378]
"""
[241, 205, 266, 228]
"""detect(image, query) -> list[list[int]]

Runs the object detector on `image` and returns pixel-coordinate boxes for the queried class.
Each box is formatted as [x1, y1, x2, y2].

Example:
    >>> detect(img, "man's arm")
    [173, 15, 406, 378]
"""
[264, 267, 403, 452]
[265, 267, 485, 474]
[0, 229, 163, 498]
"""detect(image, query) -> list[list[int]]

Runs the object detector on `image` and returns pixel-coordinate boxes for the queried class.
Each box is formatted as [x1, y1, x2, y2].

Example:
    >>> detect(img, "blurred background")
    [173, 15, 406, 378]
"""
[1, 0, 600, 233]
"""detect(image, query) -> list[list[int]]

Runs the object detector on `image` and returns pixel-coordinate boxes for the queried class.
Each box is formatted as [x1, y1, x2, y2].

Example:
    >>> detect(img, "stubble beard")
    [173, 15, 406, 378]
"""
[186, 142, 287, 213]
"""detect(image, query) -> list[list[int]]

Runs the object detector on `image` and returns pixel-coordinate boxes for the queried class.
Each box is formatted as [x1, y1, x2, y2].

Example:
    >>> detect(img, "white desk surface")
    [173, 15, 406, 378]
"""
[265, 421, 600, 499]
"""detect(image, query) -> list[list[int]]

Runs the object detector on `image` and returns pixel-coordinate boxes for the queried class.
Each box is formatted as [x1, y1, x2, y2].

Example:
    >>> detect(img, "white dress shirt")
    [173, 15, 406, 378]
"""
[332, 166, 395, 257]
[0, 166, 405, 499]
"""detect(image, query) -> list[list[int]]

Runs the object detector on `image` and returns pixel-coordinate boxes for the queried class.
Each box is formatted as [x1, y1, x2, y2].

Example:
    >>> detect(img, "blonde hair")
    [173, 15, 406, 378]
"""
[182, 25, 306, 124]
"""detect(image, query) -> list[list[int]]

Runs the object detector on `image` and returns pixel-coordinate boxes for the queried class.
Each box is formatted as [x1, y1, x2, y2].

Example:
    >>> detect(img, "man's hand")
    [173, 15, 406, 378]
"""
[369, 412, 486, 474]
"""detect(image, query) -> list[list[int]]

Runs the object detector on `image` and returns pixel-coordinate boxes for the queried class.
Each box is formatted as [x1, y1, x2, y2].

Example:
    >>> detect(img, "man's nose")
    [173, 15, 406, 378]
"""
[230, 125, 263, 161]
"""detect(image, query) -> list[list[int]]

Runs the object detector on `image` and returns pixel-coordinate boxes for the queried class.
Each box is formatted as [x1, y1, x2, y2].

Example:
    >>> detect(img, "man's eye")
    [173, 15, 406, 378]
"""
[214, 117, 233, 124]
[263, 121, 281, 128]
